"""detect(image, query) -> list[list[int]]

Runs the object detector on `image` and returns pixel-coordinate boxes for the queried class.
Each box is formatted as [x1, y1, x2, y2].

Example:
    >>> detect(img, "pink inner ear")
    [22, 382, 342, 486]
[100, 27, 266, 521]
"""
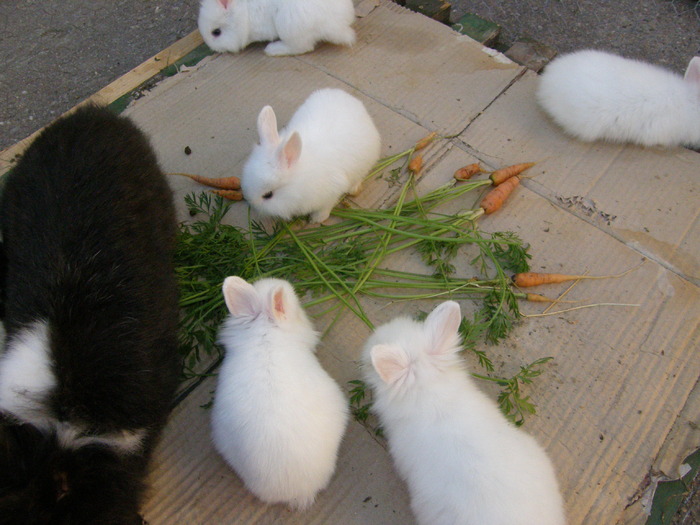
[273, 288, 286, 319]
[425, 301, 462, 356]
[282, 132, 302, 168]
[371, 344, 411, 386]
[222, 276, 260, 317]
[219, 0, 232, 8]
[258, 106, 279, 146]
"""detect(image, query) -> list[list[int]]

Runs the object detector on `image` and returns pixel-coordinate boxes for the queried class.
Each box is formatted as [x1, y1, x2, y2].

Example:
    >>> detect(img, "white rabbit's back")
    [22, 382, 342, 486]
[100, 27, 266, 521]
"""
[283, 88, 381, 184]
[538, 50, 700, 147]
[275, 0, 356, 42]
[364, 313, 564, 525]
[211, 334, 348, 508]
[383, 394, 565, 525]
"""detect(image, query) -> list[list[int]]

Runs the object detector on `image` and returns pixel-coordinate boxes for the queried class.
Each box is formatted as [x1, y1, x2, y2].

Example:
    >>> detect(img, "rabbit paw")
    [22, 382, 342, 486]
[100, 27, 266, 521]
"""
[265, 40, 314, 57]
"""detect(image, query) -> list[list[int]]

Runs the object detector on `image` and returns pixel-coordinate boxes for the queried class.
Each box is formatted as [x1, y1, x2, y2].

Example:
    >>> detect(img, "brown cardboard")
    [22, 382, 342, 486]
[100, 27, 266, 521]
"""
[297, 0, 523, 137]
[3, 1, 699, 524]
[128, 51, 430, 226]
[459, 70, 700, 285]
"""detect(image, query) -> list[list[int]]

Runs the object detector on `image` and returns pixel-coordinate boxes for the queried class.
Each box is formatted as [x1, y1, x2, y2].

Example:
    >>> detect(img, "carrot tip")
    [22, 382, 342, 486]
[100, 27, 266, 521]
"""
[211, 189, 244, 201]
[414, 132, 438, 151]
[490, 162, 536, 186]
[453, 163, 482, 181]
[408, 154, 424, 174]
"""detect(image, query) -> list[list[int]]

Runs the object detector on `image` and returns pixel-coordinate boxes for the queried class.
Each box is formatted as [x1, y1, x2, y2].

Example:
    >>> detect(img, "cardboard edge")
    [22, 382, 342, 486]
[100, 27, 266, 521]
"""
[0, 30, 207, 177]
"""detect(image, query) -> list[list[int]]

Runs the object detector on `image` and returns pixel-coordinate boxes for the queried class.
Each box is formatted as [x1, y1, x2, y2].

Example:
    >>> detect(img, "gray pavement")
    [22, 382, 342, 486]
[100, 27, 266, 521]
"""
[0, 0, 198, 151]
[0, 1, 698, 523]
[450, 0, 699, 73]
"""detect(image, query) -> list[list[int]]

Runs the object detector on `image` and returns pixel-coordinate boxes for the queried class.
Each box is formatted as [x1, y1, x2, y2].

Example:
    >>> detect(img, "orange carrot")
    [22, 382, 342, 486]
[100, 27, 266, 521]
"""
[171, 172, 241, 190]
[414, 132, 437, 151]
[211, 189, 243, 201]
[408, 154, 423, 174]
[480, 175, 520, 214]
[513, 270, 632, 288]
[453, 163, 483, 181]
[513, 273, 589, 287]
[514, 260, 646, 288]
[490, 162, 536, 186]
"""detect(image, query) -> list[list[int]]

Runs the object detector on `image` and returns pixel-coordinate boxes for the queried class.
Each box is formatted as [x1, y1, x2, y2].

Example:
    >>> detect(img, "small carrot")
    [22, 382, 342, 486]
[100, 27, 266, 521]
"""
[480, 175, 520, 214]
[524, 293, 578, 303]
[408, 154, 423, 175]
[512, 264, 642, 288]
[414, 132, 437, 151]
[490, 162, 536, 186]
[171, 172, 241, 190]
[514, 273, 592, 287]
[211, 189, 243, 201]
[453, 163, 482, 181]
[526, 293, 560, 303]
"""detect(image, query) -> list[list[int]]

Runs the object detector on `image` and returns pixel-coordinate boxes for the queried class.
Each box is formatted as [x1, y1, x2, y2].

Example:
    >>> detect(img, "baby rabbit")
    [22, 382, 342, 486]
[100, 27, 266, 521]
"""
[211, 277, 349, 510]
[537, 49, 700, 148]
[0, 106, 181, 524]
[198, 0, 356, 56]
[241, 88, 381, 223]
[362, 301, 566, 525]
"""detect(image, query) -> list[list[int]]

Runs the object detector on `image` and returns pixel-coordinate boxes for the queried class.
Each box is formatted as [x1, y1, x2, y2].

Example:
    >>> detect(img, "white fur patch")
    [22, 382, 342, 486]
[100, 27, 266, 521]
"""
[0, 321, 56, 429]
[0, 321, 145, 454]
[56, 423, 147, 454]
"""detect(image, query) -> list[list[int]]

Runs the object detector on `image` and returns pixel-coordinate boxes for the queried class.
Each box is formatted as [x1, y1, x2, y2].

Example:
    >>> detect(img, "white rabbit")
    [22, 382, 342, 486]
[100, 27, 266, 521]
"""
[537, 49, 700, 148]
[362, 301, 566, 525]
[198, 0, 356, 56]
[241, 88, 381, 223]
[211, 276, 349, 510]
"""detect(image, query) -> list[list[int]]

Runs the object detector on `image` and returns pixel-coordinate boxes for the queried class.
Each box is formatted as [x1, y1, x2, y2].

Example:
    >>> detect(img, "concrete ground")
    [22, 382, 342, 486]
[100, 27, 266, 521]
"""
[0, 1, 698, 523]
[0, 0, 199, 152]
[450, 0, 700, 74]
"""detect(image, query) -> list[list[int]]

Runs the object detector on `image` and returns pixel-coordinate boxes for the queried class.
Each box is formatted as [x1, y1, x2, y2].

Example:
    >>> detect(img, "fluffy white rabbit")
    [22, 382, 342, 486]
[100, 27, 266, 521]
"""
[362, 301, 566, 525]
[211, 276, 349, 510]
[537, 49, 700, 148]
[198, 0, 356, 56]
[241, 88, 381, 223]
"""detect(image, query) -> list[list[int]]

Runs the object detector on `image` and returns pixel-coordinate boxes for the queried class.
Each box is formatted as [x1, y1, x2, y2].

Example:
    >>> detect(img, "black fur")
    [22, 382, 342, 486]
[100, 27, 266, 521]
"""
[0, 106, 181, 524]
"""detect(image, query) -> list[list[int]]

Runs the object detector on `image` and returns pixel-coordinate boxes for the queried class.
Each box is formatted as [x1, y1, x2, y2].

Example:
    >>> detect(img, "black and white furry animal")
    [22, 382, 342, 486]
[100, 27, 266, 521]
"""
[0, 106, 181, 524]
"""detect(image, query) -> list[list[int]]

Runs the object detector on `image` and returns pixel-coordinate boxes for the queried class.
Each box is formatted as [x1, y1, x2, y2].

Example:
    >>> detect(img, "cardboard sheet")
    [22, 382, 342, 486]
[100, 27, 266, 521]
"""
[129, 2, 699, 523]
[4, 1, 698, 524]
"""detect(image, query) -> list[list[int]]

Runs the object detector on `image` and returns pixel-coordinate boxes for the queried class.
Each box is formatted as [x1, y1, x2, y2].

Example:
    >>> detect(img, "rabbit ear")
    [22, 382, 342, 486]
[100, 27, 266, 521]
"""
[684, 57, 700, 85]
[278, 131, 302, 169]
[370, 343, 412, 386]
[424, 301, 462, 356]
[222, 276, 261, 317]
[257, 106, 280, 146]
[265, 282, 298, 323]
[218, 0, 232, 9]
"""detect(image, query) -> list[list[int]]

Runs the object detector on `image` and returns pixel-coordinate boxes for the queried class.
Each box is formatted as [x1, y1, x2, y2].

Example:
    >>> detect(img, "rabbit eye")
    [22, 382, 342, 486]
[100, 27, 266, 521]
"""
[262, 191, 273, 200]
[212, 28, 222, 37]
